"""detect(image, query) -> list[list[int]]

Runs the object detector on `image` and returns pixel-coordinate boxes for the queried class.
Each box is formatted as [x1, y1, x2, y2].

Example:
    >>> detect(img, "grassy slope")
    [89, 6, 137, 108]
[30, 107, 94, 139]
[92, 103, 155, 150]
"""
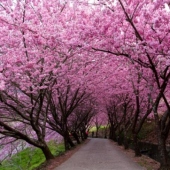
[0, 141, 65, 170]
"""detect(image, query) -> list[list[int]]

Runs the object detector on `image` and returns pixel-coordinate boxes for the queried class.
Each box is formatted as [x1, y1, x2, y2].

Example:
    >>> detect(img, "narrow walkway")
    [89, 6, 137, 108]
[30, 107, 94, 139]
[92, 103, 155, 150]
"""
[54, 138, 145, 170]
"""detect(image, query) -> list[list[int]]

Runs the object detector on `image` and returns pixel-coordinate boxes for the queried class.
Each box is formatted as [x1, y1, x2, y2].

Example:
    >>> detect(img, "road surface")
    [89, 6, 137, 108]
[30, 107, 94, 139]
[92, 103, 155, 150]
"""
[54, 138, 145, 170]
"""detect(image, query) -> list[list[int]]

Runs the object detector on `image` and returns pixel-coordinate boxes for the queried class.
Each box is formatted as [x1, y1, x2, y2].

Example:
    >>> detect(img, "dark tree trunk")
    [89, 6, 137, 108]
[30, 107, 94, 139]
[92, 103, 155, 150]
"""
[82, 129, 88, 139]
[157, 133, 169, 170]
[104, 127, 107, 138]
[81, 131, 85, 141]
[123, 137, 129, 150]
[68, 135, 75, 147]
[72, 131, 80, 144]
[117, 130, 124, 145]
[96, 129, 98, 138]
[64, 130, 70, 151]
[109, 125, 116, 141]
[123, 131, 129, 150]
[41, 144, 54, 160]
[154, 110, 170, 170]
[117, 135, 123, 145]
[64, 136, 70, 151]
[133, 133, 141, 156]
[64, 131, 75, 150]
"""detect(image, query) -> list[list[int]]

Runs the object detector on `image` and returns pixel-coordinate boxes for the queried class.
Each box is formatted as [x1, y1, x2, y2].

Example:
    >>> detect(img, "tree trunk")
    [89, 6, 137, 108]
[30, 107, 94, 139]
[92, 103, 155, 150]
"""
[64, 136, 69, 151]
[72, 131, 80, 144]
[81, 131, 85, 141]
[109, 125, 116, 141]
[117, 130, 124, 145]
[133, 133, 141, 156]
[64, 131, 75, 150]
[68, 135, 75, 147]
[157, 133, 169, 169]
[123, 130, 129, 150]
[82, 129, 88, 139]
[41, 144, 54, 160]
[123, 136, 129, 150]
[96, 129, 98, 138]
[64, 130, 70, 151]
[104, 127, 107, 138]
[117, 135, 123, 145]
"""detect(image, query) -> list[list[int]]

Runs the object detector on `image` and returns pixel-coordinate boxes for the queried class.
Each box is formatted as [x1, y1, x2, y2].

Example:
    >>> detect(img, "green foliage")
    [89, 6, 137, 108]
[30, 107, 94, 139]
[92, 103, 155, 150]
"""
[89, 126, 97, 132]
[0, 141, 65, 170]
[89, 125, 108, 132]
[138, 121, 155, 140]
[114, 120, 155, 141]
[99, 125, 108, 129]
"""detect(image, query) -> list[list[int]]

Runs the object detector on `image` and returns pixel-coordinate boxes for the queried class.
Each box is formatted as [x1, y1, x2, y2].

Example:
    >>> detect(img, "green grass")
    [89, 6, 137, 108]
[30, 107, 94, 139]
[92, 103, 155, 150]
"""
[0, 141, 65, 170]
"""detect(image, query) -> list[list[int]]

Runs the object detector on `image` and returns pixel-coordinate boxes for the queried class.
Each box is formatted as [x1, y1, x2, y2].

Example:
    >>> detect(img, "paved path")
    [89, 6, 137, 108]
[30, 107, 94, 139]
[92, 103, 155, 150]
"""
[54, 138, 145, 170]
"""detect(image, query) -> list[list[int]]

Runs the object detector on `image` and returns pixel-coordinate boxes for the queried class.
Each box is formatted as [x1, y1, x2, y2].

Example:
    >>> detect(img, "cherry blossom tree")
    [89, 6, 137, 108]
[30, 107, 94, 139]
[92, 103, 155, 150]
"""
[69, 103, 96, 143]
[1, 0, 170, 169]
[81, 1, 170, 168]
[0, 0, 83, 160]
[46, 84, 91, 150]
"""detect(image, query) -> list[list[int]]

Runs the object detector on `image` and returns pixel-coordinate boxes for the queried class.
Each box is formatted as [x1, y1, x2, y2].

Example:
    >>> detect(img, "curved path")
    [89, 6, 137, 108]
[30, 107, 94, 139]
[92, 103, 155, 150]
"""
[54, 138, 145, 170]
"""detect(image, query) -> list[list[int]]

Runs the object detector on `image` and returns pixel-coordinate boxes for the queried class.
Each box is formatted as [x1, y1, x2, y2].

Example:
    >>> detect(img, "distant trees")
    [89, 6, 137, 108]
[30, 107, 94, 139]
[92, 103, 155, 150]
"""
[69, 101, 96, 142]
[106, 94, 134, 148]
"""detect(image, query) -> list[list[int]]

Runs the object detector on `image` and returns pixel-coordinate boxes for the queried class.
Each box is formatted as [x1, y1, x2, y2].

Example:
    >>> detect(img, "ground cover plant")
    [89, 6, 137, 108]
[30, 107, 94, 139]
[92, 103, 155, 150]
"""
[0, 142, 64, 170]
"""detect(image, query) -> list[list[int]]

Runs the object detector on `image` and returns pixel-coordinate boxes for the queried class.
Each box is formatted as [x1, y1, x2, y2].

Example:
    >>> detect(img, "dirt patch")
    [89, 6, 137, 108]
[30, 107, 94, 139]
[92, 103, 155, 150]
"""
[110, 140, 160, 170]
[35, 139, 90, 170]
